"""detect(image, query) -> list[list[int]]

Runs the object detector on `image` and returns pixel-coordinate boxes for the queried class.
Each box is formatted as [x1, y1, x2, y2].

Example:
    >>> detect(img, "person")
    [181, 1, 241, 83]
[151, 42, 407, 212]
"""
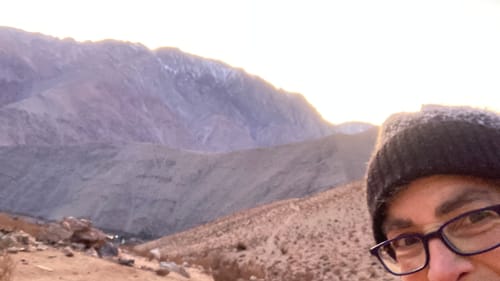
[365, 105, 500, 281]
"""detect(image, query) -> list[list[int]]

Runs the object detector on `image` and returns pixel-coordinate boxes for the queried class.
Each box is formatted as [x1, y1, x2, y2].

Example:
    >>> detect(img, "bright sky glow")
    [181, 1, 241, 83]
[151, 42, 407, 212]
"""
[1, 0, 500, 124]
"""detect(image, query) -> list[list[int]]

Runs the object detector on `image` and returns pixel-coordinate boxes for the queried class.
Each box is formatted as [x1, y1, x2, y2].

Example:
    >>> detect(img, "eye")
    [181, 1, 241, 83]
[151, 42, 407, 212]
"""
[445, 208, 500, 236]
[466, 209, 498, 224]
[392, 236, 421, 249]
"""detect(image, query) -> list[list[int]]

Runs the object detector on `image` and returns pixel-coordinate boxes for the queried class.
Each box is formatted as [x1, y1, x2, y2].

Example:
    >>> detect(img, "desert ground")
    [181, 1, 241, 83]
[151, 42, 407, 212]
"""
[0, 213, 213, 281]
[7, 248, 212, 281]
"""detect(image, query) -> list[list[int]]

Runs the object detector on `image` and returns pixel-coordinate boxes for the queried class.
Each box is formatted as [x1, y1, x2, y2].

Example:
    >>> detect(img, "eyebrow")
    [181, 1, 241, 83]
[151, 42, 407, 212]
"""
[383, 218, 413, 234]
[434, 188, 494, 217]
[383, 188, 496, 234]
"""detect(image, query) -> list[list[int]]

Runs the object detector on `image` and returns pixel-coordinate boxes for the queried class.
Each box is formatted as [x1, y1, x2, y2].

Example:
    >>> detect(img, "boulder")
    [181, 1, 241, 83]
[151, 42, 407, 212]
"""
[148, 248, 161, 261]
[62, 246, 74, 257]
[0, 234, 16, 250]
[97, 242, 119, 257]
[156, 268, 170, 276]
[37, 223, 72, 244]
[38, 217, 108, 250]
[61, 217, 92, 232]
[160, 261, 190, 279]
[118, 258, 135, 267]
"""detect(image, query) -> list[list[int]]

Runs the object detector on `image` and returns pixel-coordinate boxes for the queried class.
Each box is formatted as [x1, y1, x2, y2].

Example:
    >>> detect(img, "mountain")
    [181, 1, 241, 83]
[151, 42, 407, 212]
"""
[134, 181, 398, 281]
[0, 128, 376, 237]
[0, 26, 379, 242]
[333, 121, 376, 135]
[0, 26, 333, 152]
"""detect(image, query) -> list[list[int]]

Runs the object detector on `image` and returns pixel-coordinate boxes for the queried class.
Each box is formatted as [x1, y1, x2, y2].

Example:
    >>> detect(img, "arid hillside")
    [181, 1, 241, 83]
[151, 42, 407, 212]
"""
[135, 181, 398, 281]
[0, 129, 376, 237]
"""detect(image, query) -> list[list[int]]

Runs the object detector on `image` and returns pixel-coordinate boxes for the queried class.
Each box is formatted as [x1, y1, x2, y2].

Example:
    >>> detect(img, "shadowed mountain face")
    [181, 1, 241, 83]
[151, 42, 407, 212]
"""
[0, 26, 334, 152]
[0, 129, 376, 237]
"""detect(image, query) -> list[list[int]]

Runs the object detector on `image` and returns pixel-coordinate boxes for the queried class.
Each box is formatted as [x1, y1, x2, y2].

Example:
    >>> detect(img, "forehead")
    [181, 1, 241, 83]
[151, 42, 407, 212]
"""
[384, 175, 500, 230]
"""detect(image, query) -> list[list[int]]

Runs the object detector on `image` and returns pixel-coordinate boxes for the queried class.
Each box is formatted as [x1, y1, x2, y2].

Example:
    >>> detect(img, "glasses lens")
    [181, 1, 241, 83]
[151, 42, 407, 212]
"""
[378, 235, 426, 274]
[443, 207, 500, 254]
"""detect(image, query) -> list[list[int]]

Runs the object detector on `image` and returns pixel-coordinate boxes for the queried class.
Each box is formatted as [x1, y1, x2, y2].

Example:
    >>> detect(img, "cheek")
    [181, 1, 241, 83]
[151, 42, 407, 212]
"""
[474, 247, 500, 275]
[401, 272, 426, 281]
[400, 267, 432, 281]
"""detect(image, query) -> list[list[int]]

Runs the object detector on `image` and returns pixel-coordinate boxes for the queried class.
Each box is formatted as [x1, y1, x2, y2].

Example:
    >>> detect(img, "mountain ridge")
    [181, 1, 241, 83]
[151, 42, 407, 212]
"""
[0, 26, 335, 152]
[0, 128, 377, 237]
[0, 26, 378, 244]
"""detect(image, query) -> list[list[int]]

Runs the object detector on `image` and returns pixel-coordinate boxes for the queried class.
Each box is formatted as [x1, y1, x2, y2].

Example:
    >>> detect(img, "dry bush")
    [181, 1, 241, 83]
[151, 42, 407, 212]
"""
[0, 253, 13, 281]
[210, 251, 265, 281]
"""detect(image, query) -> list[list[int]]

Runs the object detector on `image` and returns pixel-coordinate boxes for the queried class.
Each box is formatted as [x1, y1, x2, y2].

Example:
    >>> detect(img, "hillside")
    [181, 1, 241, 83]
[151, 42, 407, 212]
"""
[0, 26, 334, 152]
[134, 181, 398, 281]
[0, 128, 376, 237]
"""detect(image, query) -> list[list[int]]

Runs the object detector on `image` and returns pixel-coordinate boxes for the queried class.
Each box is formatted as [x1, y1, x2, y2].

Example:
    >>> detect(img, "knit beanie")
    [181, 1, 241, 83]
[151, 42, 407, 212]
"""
[366, 105, 500, 244]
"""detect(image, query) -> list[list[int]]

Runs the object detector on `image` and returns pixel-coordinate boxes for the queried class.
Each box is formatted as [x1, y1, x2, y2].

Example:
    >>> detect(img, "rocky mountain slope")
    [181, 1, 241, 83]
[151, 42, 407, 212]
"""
[0, 128, 376, 237]
[0, 26, 333, 152]
[135, 181, 398, 281]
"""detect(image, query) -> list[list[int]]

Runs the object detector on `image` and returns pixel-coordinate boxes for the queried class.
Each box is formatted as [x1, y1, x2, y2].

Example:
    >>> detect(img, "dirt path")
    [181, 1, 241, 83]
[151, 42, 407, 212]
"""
[265, 202, 300, 250]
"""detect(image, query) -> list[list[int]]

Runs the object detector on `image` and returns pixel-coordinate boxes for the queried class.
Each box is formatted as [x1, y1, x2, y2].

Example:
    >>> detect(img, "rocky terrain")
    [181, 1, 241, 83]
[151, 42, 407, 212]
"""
[134, 181, 398, 281]
[0, 128, 376, 237]
[0, 213, 212, 281]
[0, 26, 336, 152]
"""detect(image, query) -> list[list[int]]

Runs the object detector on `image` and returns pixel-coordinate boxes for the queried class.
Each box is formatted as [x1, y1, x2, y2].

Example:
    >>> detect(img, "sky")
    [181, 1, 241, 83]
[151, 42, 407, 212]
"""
[1, 0, 500, 124]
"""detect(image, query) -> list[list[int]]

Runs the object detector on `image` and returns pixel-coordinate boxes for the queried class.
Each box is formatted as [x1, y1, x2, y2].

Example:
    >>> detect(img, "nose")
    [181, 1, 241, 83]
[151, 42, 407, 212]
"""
[426, 239, 474, 281]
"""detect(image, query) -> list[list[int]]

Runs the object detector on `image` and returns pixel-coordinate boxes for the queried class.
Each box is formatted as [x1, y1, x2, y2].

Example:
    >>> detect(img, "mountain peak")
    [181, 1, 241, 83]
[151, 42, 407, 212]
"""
[0, 26, 333, 152]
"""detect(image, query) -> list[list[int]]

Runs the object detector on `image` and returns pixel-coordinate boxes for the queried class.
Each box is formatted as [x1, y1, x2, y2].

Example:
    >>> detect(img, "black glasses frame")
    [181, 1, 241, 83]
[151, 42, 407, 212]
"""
[369, 204, 500, 276]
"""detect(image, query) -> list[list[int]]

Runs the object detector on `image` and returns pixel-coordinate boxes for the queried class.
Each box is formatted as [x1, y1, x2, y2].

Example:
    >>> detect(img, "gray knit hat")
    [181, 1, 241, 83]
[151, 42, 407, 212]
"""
[366, 105, 500, 244]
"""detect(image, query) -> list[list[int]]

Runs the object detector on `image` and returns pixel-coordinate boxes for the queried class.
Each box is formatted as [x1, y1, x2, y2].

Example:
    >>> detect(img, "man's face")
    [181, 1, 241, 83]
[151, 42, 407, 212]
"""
[384, 175, 500, 281]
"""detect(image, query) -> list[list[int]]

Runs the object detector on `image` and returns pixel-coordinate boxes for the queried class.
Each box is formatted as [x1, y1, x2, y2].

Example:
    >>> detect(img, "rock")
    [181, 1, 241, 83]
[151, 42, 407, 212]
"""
[160, 261, 191, 279]
[117, 258, 135, 267]
[61, 217, 92, 232]
[14, 231, 30, 245]
[6, 247, 19, 254]
[0, 235, 17, 250]
[38, 217, 108, 250]
[56, 240, 67, 247]
[35, 264, 54, 272]
[62, 246, 74, 257]
[71, 243, 86, 251]
[71, 227, 107, 249]
[148, 248, 161, 261]
[85, 248, 99, 257]
[38, 223, 72, 244]
[36, 244, 48, 251]
[5, 245, 29, 253]
[155, 268, 170, 276]
[97, 242, 119, 257]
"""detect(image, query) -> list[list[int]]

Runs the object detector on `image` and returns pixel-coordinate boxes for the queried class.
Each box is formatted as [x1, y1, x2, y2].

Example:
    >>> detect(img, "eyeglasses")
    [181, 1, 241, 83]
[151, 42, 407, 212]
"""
[369, 204, 500, 276]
